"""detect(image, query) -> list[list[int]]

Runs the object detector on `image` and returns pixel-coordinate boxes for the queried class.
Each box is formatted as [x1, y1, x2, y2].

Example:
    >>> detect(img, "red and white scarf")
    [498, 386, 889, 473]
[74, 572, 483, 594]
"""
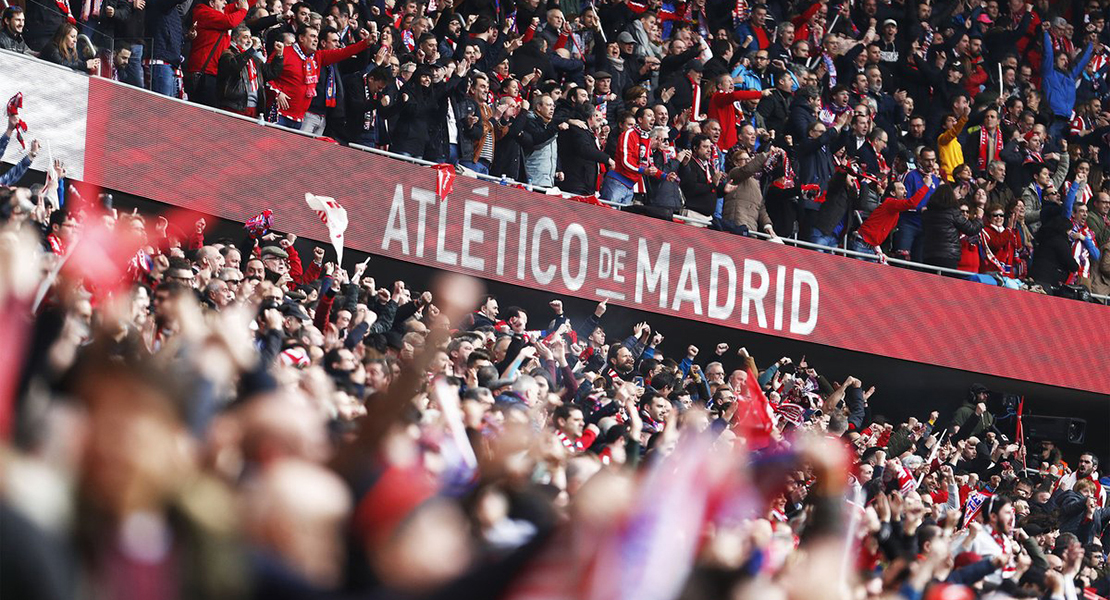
[239, 44, 258, 92]
[55, 0, 77, 24]
[1068, 224, 1095, 283]
[688, 75, 702, 119]
[977, 127, 1002, 171]
[80, 0, 102, 22]
[293, 42, 318, 98]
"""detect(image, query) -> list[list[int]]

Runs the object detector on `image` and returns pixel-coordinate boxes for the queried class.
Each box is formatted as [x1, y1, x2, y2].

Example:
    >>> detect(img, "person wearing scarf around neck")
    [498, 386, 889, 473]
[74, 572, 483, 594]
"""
[268, 23, 370, 128]
[217, 25, 284, 116]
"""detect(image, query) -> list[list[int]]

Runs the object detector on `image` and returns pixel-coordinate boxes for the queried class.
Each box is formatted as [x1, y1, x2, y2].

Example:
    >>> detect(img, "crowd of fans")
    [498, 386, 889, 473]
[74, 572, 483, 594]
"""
[2, 108, 1110, 600]
[4, 0, 1110, 293]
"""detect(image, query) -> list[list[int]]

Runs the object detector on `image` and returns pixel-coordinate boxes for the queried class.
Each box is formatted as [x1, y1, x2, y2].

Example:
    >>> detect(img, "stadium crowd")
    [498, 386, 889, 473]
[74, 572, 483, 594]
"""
[3, 0, 1110, 293]
[1, 112, 1110, 600]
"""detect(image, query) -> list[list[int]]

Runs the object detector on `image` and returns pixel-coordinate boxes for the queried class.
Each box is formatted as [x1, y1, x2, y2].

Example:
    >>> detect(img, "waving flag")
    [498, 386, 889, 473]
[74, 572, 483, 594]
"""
[6, 93, 27, 149]
[434, 163, 456, 199]
[244, 209, 273, 239]
[305, 193, 348, 266]
[732, 365, 775, 450]
[960, 489, 993, 529]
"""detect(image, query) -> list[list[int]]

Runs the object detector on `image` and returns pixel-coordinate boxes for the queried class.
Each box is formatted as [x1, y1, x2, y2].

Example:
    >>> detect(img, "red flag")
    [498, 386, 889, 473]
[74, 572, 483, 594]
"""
[6, 92, 27, 149]
[732, 365, 775, 450]
[1015, 396, 1026, 471]
[434, 164, 455, 198]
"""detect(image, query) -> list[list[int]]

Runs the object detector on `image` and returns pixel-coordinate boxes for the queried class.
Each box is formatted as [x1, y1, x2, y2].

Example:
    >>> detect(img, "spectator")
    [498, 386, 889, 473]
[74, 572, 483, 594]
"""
[922, 184, 985, 270]
[38, 23, 98, 73]
[217, 25, 285, 117]
[521, 94, 565, 187]
[558, 107, 612, 196]
[719, 146, 782, 240]
[186, 0, 252, 106]
[270, 24, 369, 129]
[0, 6, 30, 54]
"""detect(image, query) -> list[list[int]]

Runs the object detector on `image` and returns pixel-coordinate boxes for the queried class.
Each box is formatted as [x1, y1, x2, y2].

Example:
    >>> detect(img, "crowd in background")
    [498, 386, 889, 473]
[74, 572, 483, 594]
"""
[3, 0, 1110, 294]
[1, 109, 1110, 599]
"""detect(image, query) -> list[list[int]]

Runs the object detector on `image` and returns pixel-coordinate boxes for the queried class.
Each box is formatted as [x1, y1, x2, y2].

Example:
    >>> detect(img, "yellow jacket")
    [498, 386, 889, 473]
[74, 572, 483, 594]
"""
[937, 115, 968, 181]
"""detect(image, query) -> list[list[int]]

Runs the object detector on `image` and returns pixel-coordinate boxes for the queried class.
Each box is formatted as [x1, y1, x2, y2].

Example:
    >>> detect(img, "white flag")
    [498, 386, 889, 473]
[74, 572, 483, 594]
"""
[305, 193, 348, 266]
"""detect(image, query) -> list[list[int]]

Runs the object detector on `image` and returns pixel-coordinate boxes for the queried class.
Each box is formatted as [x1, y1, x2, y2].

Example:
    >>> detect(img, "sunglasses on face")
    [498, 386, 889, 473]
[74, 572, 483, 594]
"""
[991, 213, 1004, 217]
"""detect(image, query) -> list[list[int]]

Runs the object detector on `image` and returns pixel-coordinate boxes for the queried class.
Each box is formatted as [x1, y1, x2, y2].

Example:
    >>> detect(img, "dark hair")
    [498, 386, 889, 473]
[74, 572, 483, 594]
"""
[472, 16, 493, 33]
[2, 5, 23, 20]
[553, 404, 581, 423]
[295, 23, 319, 38]
[368, 66, 392, 81]
[48, 208, 72, 229]
[319, 26, 339, 40]
[929, 184, 961, 210]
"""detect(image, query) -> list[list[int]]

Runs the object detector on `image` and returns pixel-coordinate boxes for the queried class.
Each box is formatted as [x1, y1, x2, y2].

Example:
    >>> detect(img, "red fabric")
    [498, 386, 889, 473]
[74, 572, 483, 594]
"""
[313, 280, 335, 331]
[286, 244, 304, 286]
[188, 229, 204, 250]
[706, 89, 762, 151]
[980, 226, 1019, 274]
[731, 365, 774, 449]
[958, 235, 981, 273]
[857, 186, 928, 246]
[186, 1, 252, 75]
[614, 128, 650, 191]
[271, 38, 369, 121]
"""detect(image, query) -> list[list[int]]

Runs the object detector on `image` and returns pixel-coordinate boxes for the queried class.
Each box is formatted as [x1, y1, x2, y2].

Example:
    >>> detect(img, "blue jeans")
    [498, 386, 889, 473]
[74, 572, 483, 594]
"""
[150, 63, 178, 97]
[848, 236, 880, 261]
[448, 143, 459, 165]
[600, 174, 634, 206]
[809, 228, 839, 252]
[276, 115, 302, 129]
[892, 215, 924, 262]
[459, 160, 489, 175]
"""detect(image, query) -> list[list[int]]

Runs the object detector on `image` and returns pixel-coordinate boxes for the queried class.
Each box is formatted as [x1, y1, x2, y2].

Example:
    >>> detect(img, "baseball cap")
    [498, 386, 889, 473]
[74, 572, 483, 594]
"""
[883, 18, 897, 27]
[617, 31, 635, 44]
[685, 59, 704, 72]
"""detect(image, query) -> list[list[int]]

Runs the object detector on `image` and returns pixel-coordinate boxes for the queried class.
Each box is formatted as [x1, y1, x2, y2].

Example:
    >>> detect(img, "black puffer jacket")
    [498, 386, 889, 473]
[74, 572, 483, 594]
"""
[1029, 215, 1080, 286]
[922, 206, 984, 264]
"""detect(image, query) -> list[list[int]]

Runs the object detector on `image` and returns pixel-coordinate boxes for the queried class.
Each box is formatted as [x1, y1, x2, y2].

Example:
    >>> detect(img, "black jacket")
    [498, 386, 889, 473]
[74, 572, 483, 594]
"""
[453, 94, 485, 164]
[24, 0, 70, 50]
[0, 27, 30, 54]
[492, 113, 529, 182]
[678, 159, 721, 215]
[813, 173, 859, 237]
[145, 0, 190, 65]
[391, 77, 459, 158]
[39, 44, 86, 72]
[217, 46, 283, 112]
[558, 124, 610, 195]
[921, 207, 984, 264]
[1030, 216, 1080, 286]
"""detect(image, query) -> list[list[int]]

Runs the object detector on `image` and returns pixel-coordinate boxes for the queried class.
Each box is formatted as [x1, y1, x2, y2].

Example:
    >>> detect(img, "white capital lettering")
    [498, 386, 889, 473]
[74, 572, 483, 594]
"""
[671, 247, 703, 315]
[741, 258, 769, 329]
[460, 200, 488, 271]
[489, 206, 516, 276]
[381, 184, 409, 255]
[531, 217, 558, 284]
[635, 238, 670, 308]
[561, 224, 588, 291]
[708, 252, 736, 320]
[790, 269, 819, 335]
[412, 187, 436, 258]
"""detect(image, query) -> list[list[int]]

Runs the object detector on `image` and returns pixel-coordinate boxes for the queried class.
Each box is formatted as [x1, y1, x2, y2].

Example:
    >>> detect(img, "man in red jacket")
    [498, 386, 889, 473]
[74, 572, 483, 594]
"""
[601, 106, 658, 206]
[269, 24, 370, 129]
[851, 180, 931, 259]
[187, 0, 253, 107]
[706, 72, 769, 152]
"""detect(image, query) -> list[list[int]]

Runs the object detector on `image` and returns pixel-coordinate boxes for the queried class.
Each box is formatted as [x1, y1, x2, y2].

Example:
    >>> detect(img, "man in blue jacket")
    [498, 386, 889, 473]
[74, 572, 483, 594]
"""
[1042, 24, 1093, 141]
